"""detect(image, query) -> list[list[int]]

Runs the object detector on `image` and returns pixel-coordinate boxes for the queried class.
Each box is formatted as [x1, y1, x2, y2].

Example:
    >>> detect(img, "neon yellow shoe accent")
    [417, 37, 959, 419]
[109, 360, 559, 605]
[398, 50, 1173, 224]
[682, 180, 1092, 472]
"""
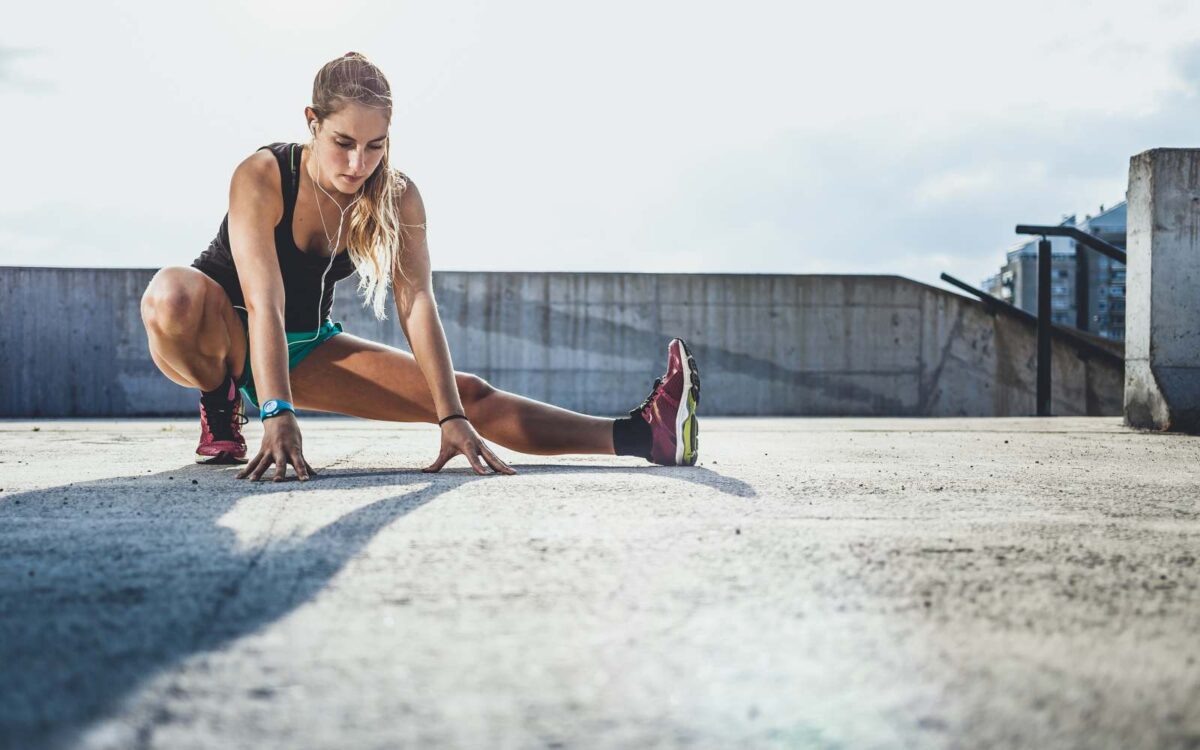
[681, 389, 699, 465]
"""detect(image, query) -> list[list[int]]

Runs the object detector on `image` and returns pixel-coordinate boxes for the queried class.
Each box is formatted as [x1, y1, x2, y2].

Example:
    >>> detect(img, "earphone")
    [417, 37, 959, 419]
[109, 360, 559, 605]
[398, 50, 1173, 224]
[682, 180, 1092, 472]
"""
[232, 123, 364, 354]
[293, 120, 363, 345]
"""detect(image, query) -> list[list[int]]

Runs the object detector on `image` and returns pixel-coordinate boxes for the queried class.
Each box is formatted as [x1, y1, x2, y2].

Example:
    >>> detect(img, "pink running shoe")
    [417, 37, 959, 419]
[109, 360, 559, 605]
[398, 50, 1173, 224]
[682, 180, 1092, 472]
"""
[196, 378, 249, 464]
[634, 338, 700, 466]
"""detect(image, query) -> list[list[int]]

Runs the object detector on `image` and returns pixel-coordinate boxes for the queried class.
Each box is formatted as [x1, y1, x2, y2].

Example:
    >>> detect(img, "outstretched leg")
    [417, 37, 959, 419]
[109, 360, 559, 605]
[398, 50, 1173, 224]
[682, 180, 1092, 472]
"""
[288, 332, 617, 456]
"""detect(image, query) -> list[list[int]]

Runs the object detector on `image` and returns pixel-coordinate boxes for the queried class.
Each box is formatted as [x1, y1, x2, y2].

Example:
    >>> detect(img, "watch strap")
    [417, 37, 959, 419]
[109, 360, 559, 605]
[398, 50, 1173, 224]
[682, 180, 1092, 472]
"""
[260, 399, 296, 421]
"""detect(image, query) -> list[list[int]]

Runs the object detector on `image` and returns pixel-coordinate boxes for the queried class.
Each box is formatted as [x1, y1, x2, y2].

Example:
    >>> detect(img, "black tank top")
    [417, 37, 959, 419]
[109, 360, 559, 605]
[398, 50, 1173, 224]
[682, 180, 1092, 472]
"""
[192, 142, 357, 331]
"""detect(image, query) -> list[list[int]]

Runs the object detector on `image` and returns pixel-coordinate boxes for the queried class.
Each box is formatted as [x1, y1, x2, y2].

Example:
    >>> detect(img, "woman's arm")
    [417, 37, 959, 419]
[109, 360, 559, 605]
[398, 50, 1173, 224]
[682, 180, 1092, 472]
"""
[392, 177, 514, 475]
[391, 179, 465, 424]
[228, 153, 291, 407]
[227, 151, 313, 481]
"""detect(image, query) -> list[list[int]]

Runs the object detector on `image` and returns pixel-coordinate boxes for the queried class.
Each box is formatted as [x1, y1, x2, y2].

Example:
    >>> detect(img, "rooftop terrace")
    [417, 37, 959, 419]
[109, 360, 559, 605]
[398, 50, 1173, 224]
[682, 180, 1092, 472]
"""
[1, 416, 1196, 748]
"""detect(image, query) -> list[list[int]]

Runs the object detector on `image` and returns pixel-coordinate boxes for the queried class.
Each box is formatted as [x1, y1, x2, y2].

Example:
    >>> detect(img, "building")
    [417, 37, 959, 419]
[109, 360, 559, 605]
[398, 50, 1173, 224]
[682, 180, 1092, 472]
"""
[1077, 202, 1127, 340]
[981, 202, 1127, 341]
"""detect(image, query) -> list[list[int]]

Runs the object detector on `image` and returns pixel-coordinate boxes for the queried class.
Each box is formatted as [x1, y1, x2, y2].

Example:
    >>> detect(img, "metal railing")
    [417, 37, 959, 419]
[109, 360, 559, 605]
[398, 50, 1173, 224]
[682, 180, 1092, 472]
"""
[1013, 225, 1127, 264]
[939, 273, 1122, 365]
[1012, 224, 1127, 416]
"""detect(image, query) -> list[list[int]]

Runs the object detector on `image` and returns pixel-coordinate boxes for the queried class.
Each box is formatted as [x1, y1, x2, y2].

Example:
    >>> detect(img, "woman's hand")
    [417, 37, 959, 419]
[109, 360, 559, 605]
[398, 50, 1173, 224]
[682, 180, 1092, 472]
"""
[423, 418, 516, 475]
[236, 412, 316, 481]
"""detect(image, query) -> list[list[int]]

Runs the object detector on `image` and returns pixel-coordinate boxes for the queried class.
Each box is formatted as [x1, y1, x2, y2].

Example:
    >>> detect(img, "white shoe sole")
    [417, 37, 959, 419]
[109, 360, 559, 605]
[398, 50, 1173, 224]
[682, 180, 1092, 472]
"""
[672, 339, 700, 466]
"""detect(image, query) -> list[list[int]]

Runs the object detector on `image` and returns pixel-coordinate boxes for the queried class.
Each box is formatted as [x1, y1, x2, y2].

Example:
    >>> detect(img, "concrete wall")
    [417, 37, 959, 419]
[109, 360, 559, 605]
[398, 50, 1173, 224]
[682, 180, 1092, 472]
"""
[1125, 149, 1200, 433]
[0, 267, 1123, 418]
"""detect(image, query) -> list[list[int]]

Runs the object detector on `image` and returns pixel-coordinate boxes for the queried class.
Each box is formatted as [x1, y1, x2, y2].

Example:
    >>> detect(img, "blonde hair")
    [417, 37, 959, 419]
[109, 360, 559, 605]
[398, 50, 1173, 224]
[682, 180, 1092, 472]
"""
[309, 51, 418, 319]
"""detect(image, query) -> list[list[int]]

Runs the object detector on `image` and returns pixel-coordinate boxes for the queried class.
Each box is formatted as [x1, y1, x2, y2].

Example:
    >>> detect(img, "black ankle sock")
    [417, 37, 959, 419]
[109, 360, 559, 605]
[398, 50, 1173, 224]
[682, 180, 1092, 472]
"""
[201, 370, 235, 405]
[612, 414, 652, 458]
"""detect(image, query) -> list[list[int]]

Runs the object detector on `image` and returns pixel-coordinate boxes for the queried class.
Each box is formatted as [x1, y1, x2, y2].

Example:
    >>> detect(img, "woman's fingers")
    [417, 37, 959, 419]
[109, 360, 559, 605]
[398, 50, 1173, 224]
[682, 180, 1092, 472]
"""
[236, 443, 315, 483]
[291, 451, 311, 481]
[422, 438, 514, 476]
[481, 444, 516, 475]
[239, 454, 313, 482]
[236, 451, 263, 479]
[423, 448, 452, 474]
[250, 453, 275, 481]
[464, 446, 488, 476]
[240, 434, 511, 482]
[266, 453, 285, 482]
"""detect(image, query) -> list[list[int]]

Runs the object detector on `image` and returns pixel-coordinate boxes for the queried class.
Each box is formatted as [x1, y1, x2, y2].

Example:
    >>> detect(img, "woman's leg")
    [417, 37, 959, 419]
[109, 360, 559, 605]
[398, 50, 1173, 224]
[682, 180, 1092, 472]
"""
[288, 333, 617, 456]
[140, 267, 247, 390]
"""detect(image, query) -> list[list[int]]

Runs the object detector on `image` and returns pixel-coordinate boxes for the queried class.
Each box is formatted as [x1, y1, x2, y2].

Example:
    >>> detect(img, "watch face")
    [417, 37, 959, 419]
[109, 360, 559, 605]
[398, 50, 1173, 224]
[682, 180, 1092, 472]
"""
[262, 400, 278, 412]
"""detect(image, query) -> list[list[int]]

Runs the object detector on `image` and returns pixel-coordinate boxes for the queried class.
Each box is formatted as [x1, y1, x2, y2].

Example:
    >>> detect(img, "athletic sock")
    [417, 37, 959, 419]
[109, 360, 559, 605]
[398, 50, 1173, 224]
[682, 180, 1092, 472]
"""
[612, 413, 652, 458]
[200, 370, 236, 407]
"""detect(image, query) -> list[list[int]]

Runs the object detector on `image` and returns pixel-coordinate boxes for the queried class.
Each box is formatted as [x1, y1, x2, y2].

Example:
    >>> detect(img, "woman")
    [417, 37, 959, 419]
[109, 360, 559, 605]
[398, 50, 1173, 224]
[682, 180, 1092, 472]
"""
[140, 52, 700, 481]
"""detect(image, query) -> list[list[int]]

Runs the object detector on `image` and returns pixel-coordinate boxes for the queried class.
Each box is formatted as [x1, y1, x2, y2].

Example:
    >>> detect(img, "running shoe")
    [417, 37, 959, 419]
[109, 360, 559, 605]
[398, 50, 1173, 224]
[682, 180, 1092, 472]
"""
[196, 378, 249, 464]
[634, 338, 700, 466]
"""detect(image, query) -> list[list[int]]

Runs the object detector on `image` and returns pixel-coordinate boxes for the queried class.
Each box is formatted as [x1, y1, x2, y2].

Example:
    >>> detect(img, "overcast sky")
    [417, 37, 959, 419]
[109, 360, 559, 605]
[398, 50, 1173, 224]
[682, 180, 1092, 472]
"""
[4, 0, 1200, 291]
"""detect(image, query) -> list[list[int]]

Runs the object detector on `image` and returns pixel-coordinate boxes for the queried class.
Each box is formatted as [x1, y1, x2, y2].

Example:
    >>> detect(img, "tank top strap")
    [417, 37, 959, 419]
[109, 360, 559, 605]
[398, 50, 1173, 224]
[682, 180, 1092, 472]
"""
[255, 142, 300, 229]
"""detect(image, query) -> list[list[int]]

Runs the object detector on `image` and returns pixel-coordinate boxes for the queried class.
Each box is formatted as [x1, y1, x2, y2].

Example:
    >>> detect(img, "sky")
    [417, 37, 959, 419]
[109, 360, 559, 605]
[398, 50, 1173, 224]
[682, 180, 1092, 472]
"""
[4, 0, 1200, 291]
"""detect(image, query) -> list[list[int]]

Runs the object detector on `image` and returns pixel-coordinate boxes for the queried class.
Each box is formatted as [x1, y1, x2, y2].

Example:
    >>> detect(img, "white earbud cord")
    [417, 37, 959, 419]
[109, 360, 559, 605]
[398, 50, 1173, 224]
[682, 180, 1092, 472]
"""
[292, 137, 364, 346]
[229, 137, 364, 387]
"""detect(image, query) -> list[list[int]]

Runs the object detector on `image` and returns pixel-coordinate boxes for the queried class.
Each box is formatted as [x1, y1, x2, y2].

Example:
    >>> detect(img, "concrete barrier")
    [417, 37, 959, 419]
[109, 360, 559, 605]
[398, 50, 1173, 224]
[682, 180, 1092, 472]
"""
[1125, 149, 1200, 433]
[0, 267, 1123, 418]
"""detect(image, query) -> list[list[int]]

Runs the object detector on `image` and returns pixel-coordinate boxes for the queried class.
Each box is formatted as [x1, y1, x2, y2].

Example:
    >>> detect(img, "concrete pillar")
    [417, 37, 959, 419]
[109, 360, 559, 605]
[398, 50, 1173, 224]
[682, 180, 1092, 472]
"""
[1124, 149, 1200, 432]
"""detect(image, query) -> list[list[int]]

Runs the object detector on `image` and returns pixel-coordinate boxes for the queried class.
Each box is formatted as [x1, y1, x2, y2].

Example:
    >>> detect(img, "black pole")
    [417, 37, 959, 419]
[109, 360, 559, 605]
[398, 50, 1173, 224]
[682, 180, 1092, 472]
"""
[1075, 242, 1089, 332]
[1037, 238, 1052, 416]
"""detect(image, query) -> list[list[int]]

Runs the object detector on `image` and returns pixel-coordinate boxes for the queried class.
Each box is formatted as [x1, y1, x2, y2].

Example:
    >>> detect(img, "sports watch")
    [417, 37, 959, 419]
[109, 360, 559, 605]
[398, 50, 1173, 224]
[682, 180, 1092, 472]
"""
[260, 399, 296, 421]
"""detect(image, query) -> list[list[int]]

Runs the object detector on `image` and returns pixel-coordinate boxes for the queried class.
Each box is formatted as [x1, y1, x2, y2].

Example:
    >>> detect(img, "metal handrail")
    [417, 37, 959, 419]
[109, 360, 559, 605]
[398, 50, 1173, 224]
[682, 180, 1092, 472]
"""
[1014, 224, 1127, 264]
[939, 273, 1121, 365]
[1011, 224, 1127, 415]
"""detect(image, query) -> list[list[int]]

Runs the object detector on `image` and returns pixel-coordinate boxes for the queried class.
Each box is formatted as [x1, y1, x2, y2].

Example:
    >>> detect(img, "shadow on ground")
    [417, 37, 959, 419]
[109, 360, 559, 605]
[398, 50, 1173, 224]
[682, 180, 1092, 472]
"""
[0, 461, 751, 748]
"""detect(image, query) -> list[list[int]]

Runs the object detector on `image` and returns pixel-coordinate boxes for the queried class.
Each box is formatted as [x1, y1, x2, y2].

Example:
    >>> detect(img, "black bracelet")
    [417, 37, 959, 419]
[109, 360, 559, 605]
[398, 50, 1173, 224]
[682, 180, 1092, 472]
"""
[438, 413, 469, 426]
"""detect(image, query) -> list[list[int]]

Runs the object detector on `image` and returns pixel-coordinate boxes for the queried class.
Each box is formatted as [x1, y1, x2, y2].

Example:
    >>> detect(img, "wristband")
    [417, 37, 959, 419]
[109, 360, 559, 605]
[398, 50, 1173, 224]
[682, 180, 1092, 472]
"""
[438, 413, 468, 427]
[260, 399, 296, 421]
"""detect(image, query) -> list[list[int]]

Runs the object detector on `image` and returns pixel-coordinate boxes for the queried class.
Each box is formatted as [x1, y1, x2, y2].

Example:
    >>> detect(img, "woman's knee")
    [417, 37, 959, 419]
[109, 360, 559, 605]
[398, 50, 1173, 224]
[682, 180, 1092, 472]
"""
[141, 267, 207, 335]
[456, 372, 496, 408]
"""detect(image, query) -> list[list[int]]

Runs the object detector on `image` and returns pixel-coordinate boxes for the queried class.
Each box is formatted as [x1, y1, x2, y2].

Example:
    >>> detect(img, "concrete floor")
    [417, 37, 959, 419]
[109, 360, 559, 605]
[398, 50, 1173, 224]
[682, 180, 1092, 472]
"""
[0, 416, 1197, 750]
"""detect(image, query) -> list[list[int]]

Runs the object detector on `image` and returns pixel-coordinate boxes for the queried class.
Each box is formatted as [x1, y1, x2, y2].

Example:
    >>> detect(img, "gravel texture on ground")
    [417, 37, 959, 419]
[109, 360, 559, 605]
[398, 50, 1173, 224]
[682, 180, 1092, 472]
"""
[0, 416, 1197, 750]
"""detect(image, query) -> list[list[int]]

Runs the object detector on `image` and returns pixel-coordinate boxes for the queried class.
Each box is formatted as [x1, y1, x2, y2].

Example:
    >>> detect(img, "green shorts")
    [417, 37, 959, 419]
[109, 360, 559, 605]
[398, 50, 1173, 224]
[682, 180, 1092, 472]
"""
[234, 309, 344, 409]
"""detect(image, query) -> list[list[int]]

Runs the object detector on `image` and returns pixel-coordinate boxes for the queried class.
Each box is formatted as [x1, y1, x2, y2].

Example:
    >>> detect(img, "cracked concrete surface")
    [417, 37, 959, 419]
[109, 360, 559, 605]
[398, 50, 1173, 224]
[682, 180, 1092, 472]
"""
[0, 417, 1197, 749]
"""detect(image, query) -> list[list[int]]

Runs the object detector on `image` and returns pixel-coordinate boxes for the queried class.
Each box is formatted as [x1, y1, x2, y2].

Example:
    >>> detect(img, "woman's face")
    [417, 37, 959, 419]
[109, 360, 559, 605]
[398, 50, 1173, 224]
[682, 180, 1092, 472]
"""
[307, 102, 390, 196]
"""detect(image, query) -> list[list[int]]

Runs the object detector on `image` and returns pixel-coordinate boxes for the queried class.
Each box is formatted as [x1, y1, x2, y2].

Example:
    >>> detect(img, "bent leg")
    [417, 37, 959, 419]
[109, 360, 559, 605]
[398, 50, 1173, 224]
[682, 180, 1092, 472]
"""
[140, 267, 246, 391]
[288, 333, 616, 456]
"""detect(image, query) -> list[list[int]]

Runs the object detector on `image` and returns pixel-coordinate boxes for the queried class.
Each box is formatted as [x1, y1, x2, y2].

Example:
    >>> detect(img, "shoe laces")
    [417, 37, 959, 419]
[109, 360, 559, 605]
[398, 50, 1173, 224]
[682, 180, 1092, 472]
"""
[201, 399, 249, 441]
[632, 376, 664, 418]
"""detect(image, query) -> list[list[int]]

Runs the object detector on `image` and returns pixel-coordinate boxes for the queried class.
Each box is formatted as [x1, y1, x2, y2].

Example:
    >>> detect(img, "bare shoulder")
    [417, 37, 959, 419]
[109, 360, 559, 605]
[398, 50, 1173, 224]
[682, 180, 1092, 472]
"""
[390, 170, 430, 291]
[393, 170, 425, 221]
[229, 148, 284, 227]
[232, 147, 279, 187]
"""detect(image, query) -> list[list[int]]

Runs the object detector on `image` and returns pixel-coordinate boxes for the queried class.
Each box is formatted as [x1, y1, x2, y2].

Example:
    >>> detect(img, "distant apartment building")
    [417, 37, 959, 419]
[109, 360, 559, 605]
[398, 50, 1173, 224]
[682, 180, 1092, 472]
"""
[981, 202, 1126, 341]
